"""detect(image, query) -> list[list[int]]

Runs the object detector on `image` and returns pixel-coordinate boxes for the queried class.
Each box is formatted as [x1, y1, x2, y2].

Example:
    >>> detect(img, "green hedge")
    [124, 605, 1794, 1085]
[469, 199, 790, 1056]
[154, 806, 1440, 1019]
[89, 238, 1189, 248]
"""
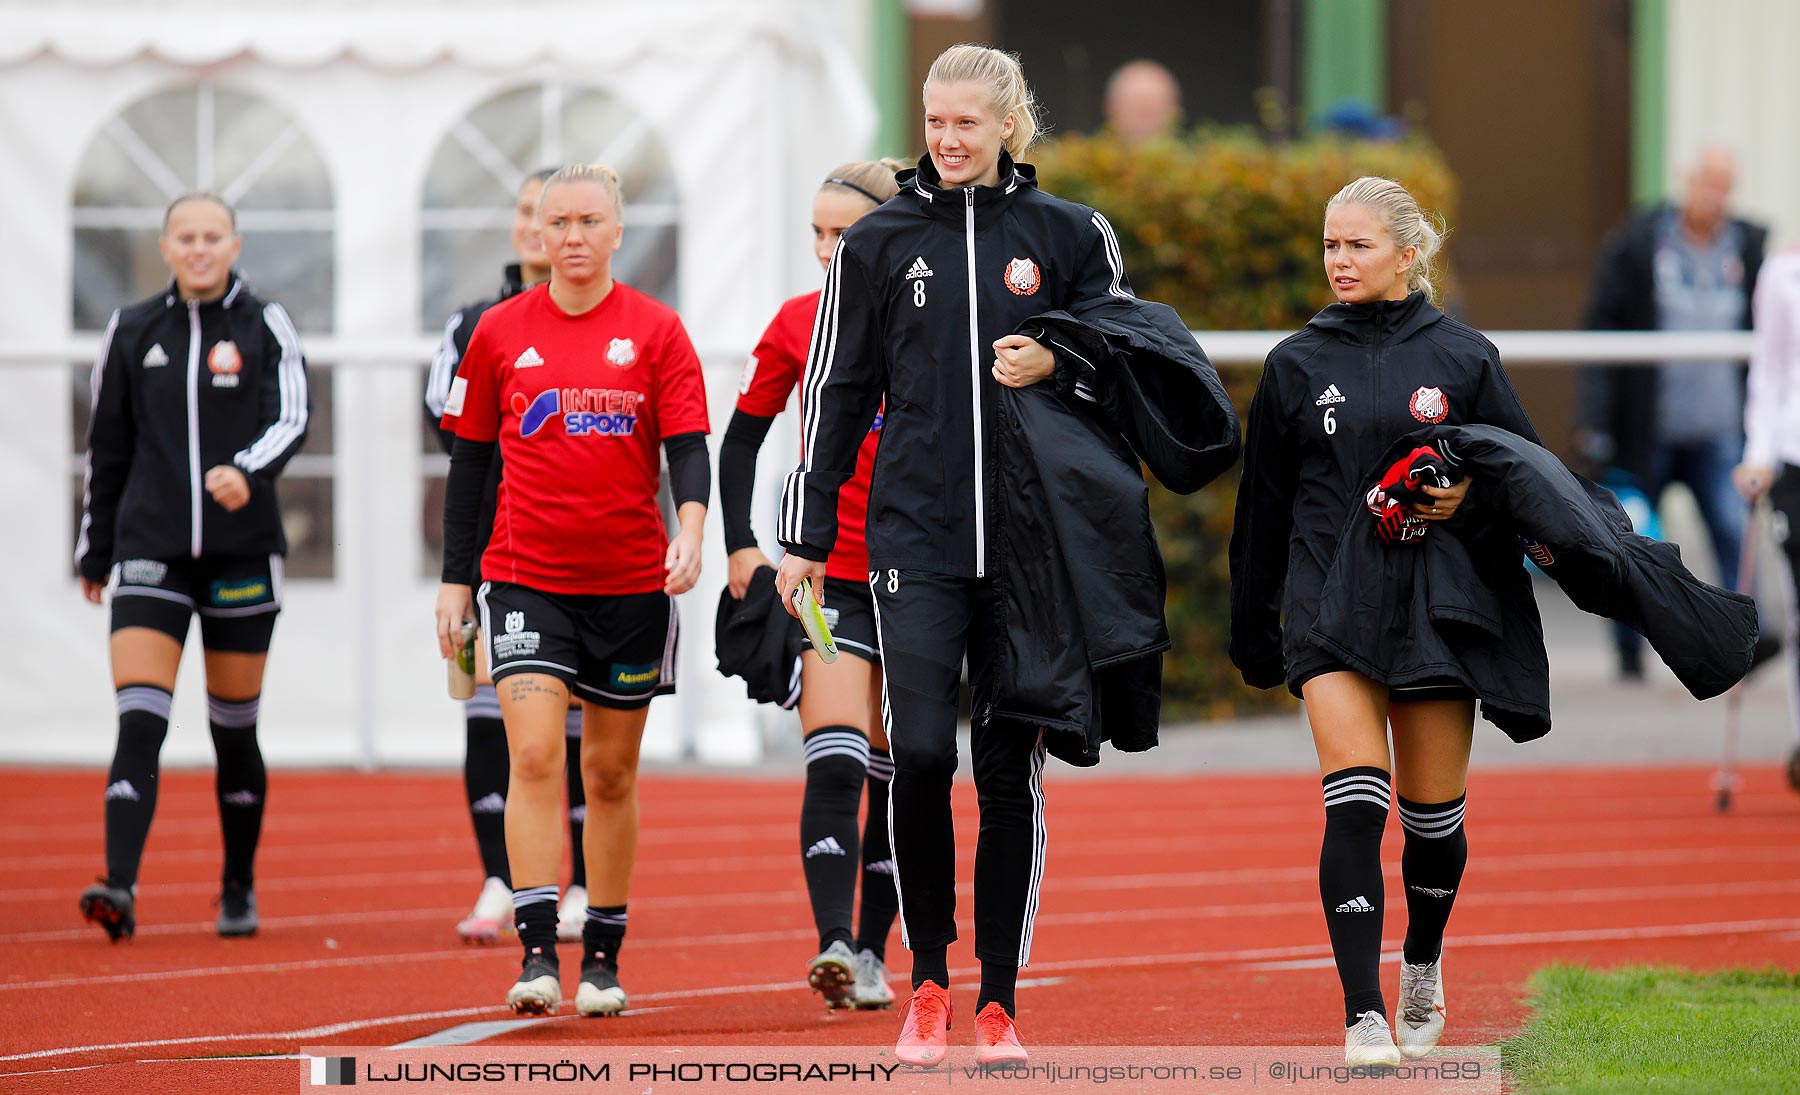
[1032, 132, 1458, 718]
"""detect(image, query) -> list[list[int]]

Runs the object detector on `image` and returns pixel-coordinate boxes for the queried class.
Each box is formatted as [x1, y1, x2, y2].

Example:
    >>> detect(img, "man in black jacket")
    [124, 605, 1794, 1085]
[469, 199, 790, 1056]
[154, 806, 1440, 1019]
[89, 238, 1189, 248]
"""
[1579, 147, 1768, 678]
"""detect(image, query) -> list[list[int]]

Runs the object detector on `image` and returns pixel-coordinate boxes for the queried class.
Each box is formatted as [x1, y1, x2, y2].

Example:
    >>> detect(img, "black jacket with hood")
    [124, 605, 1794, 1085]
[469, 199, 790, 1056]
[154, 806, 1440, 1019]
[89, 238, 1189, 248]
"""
[77, 274, 310, 582]
[989, 297, 1238, 765]
[1308, 425, 1758, 741]
[1229, 292, 1538, 690]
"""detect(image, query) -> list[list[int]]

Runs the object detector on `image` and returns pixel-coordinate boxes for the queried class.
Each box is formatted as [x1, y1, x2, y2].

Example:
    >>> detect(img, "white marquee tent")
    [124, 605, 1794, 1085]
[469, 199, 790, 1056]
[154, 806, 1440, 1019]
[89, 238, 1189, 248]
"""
[0, 0, 879, 766]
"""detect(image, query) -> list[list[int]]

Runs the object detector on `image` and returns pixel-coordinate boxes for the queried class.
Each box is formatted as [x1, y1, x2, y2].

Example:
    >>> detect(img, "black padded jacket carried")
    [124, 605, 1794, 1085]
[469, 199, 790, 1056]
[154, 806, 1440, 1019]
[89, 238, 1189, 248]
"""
[77, 275, 310, 582]
[1308, 425, 1757, 742]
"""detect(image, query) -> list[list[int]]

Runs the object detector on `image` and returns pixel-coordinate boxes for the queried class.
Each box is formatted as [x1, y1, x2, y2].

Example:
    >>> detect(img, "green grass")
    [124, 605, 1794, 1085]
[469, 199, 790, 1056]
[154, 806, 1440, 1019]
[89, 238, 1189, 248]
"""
[1502, 965, 1800, 1095]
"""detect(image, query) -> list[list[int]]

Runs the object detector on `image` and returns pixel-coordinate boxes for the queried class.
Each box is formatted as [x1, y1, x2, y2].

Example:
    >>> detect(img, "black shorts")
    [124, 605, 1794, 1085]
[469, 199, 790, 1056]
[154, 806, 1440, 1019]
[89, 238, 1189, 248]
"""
[800, 577, 879, 665]
[110, 554, 283, 654]
[1290, 661, 1475, 704]
[477, 581, 677, 710]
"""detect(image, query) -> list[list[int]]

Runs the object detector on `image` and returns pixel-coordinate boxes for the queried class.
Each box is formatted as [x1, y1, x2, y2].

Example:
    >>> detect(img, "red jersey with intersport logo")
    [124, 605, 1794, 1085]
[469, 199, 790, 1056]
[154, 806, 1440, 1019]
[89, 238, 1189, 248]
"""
[443, 281, 710, 594]
[736, 290, 881, 582]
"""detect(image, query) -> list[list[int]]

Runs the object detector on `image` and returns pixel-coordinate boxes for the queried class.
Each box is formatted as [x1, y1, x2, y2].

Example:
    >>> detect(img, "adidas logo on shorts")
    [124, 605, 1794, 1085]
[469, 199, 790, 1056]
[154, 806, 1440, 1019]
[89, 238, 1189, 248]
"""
[1315, 383, 1347, 406]
[470, 792, 506, 814]
[805, 836, 847, 858]
[905, 256, 934, 280]
[1335, 895, 1375, 913]
[864, 857, 897, 877]
[221, 790, 261, 807]
[104, 780, 140, 802]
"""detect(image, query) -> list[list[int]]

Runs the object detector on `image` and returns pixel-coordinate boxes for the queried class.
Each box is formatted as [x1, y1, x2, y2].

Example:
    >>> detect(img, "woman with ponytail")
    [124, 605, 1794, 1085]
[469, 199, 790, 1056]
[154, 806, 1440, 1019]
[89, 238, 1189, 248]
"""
[1229, 177, 1541, 1066]
[720, 159, 907, 1013]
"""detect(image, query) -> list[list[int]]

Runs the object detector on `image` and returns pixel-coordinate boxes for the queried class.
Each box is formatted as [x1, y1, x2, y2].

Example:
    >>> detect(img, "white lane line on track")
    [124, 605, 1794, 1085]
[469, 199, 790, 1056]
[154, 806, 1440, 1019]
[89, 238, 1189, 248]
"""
[0, 1006, 502, 1063]
[1240, 917, 1800, 970]
[13, 871, 1800, 969]
[0, 1063, 109, 1079]
[8, 840, 1793, 909]
[3, 906, 473, 944]
[13, 920, 1797, 1066]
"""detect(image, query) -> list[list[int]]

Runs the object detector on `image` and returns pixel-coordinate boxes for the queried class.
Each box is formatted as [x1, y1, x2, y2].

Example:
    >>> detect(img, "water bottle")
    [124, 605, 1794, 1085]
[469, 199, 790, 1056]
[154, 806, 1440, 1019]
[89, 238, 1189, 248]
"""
[448, 621, 477, 700]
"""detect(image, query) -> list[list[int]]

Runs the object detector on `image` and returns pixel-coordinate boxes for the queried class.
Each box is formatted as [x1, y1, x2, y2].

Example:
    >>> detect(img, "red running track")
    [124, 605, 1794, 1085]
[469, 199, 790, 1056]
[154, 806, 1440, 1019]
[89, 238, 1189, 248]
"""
[1, 763, 1796, 1092]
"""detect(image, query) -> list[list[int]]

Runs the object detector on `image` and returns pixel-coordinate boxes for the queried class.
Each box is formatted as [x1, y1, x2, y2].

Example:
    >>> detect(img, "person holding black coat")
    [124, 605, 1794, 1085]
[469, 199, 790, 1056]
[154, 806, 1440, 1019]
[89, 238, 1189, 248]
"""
[776, 43, 1236, 1068]
[1229, 177, 1537, 1066]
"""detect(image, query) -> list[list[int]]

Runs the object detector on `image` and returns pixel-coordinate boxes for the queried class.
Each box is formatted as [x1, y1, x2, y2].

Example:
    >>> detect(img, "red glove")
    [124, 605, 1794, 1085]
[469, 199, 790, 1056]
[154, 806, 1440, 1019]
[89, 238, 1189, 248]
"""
[1367, 486, 1429, 543]
[1367, 445, 1462, 544]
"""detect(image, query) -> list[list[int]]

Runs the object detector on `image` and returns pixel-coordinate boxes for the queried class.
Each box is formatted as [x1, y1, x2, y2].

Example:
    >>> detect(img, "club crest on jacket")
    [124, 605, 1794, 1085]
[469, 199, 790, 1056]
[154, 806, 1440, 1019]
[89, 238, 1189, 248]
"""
[1409, 385, 1448, 423]
[209, 341, 242, 388]
[1003, 257, 1041, 296]
[606, 337, 637, 367]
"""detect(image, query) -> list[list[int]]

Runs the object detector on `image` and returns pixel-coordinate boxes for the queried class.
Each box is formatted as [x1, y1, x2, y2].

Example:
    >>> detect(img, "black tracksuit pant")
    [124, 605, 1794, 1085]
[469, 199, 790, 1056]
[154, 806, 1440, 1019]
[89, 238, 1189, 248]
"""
[870, 569, 1048, 967]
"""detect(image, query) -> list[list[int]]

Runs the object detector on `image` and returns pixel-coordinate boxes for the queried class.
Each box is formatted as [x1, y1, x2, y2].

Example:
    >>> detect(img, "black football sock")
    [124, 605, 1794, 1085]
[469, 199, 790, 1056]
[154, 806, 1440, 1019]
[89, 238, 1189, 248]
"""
[463, 686, 511, 884]
[564, 706, 587, 890]
[977, 959, 1018, 1017]
[1320, 766, 1390, 1025]
[1399, 792, 1468, 965]
[583, 904, 628, 973]
[103, 685, 173, 889]
[512, 886, 559, 965]
[208, 693, 266, 887]
[800, 726, 867, 952]
[911, 944, 949, 991]
[856, 747, 899, 961]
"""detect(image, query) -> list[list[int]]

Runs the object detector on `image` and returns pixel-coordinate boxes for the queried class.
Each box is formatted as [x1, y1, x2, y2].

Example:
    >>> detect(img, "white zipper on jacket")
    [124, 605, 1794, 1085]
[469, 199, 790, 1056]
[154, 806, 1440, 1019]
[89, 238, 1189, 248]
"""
[185, 299, 204, 558]
[964, 186, 985, 577]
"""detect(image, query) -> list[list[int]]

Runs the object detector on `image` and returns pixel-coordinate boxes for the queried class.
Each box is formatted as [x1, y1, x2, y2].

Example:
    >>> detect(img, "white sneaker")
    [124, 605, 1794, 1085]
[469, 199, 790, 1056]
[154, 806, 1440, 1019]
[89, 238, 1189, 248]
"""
[505, 953, 562, 1016]
[806, 939, 857, 1009]
[850, 948, 896, 1010]
[1345, 1010, 1402, 1067]
[575, 963, 629, 1017]
[1397, 957, 1446, 1058]
[556, 885, 587, 943]
[456, 876, 512, 944]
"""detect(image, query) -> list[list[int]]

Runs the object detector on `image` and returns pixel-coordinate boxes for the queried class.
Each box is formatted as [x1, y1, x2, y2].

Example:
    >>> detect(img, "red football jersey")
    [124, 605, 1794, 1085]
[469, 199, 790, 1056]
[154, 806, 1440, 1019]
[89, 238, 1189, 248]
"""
[444, 282, 710, 595]
[736, 290, 881, 582]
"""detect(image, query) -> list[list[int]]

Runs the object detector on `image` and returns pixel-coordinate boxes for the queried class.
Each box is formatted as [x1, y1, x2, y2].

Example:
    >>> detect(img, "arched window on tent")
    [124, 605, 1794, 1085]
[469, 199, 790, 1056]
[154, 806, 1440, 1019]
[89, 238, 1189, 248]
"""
[418, 81, 681, 577]
[69, 84, 338, 577]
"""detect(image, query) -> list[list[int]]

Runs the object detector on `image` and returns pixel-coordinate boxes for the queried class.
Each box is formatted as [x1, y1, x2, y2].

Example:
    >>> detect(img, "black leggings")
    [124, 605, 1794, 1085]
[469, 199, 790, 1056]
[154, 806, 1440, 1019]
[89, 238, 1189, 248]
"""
[871, 570, 1048, 967]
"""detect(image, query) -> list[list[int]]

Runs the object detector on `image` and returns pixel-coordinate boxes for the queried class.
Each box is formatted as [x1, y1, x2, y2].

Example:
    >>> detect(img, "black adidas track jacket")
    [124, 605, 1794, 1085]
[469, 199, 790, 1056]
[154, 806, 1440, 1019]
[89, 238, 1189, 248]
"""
[77, 275, 310, 581]
[778, 153, 1138, 578]
[1228, 292, 1539, 689]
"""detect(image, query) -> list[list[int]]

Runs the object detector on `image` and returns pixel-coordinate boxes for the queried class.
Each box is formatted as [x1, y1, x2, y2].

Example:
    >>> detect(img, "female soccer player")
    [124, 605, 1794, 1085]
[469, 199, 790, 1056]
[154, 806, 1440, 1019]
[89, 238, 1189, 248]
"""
[435, 164, 710, 1019]
[777, 45, 1236, 1067]
[77, 192, 310, 941]
[426, 168, 594, 946]
[1229, 177, 1538, 1065]
[721, 159, 906, 1011]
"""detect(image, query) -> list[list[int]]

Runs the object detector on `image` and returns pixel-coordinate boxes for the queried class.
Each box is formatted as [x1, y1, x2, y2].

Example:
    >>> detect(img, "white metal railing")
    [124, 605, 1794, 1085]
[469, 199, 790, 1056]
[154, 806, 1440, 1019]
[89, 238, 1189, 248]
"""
[1, 329, 1758, 769]
[0, 329, 1761, 369]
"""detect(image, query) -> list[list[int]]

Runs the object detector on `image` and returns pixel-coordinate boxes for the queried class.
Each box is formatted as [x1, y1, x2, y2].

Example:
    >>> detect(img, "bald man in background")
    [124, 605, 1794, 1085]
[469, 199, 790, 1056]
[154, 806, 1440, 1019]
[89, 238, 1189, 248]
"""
[1580, 146, 1775, 679]
[1103, 59, 1182, 141]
